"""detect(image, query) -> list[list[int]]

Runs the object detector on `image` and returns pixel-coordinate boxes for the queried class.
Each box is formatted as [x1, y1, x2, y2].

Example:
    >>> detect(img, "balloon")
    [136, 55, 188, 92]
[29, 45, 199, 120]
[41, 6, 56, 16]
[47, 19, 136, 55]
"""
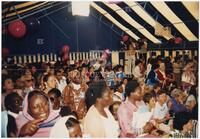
[2, 48, 10, 57]
[175, 37, 182, 44]
[62, 45, 70, 53]
[8, 20, 27, 38]
[122, 35, 129, 42]
[25, 17, 40, 31]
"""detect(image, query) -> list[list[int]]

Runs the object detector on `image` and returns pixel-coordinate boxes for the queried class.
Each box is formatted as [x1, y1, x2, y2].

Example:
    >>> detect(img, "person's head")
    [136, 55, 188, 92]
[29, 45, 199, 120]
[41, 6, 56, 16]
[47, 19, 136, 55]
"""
[157, 90, 168, 105]
[182, 120, 193, 132]
[114, 83, 123, 93]
[71, 70, 82, 84]
[159, 62, 165, 71]
[135, 60, 142, 66]
[65, 117, 82, 138]
[185, 95, 196, 111]
[117, 65, 123, 72]
[85, 81, 113, 110]
[3, 76, 14, 91]
[171, 89, 187, 104]
[28, 90, 50, 120]
[125, 80, 142, 102]
[109, 101, 121, 120]
[55, 70, 63, 81]
[22, 75, 34, 88]
[31, 66, 37, 73]
[48, 88, 61, 110]
[189, 85, 197, 99]
[43, 74, 56, 89]
[153, 83, 161, 93]
[25, 69, 32, 76]
[123, 78, 128, 85]
[143, 93, 156, 110]
[89, 66, 94, 73]
[5, 93, 22, 114]
[59, 106, 72, 117]
[81, 67, 88, 74]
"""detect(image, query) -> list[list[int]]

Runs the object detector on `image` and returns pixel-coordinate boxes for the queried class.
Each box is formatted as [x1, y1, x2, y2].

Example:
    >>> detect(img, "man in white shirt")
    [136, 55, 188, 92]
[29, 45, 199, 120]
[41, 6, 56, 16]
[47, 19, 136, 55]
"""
[133, 60, 144, 82]
[153, 90, 172, 133]
[56, 70, 67, 93]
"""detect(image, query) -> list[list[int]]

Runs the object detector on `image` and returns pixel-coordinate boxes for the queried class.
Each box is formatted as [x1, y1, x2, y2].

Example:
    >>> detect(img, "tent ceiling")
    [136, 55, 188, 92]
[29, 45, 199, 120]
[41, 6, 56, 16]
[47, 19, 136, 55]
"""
[2, 1, 199, 43]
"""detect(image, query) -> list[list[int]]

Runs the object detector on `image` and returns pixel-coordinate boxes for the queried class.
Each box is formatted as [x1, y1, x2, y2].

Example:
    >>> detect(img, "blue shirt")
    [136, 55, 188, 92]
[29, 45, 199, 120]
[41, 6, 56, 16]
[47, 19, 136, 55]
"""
[170, 98, 187, 113]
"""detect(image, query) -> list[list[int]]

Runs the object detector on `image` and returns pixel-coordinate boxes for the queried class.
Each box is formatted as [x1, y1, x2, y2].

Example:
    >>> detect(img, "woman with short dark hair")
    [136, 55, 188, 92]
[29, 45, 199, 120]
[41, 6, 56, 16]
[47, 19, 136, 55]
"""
[83, 81, 119, 137]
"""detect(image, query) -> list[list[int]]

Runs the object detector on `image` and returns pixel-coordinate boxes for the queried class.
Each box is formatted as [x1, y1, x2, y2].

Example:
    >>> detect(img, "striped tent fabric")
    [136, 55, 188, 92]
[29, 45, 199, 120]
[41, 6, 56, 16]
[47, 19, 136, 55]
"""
[90, 1, 198, 44]
[2, 1, 198, 44]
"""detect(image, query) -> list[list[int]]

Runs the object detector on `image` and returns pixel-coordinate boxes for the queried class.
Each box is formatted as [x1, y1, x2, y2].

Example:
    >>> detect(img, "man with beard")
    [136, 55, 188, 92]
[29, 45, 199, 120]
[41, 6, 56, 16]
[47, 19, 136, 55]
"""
[63, 70, 88, 120]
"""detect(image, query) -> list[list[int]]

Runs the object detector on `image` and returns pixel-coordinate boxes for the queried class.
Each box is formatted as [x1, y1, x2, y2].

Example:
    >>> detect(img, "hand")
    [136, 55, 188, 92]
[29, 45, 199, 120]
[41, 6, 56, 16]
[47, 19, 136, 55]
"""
[19, 118, 44, 137]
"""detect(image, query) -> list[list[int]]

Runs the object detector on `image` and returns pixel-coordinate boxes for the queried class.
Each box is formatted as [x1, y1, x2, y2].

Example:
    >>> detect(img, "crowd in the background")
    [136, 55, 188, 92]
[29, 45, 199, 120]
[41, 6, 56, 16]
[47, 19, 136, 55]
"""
[1, 54, 198, 138]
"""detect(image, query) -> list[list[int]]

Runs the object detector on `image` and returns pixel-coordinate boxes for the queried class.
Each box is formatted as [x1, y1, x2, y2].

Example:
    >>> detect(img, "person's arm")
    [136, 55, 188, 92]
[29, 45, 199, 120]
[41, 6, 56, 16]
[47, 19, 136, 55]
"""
[117, 107, 134, 137]
[18, 118, 44, 137]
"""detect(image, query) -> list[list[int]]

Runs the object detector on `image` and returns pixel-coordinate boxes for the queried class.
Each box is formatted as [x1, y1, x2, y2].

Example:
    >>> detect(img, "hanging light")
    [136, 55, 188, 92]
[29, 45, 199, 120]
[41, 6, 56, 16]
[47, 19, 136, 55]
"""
[72, 1, 91, 16]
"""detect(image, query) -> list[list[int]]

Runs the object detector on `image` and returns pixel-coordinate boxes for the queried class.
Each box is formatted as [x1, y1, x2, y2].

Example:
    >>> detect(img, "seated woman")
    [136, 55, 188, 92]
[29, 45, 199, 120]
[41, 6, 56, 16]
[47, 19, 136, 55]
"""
[84, 81, 119, 138]
[168, 88, 187, 113]
[16, 90, 60, 137]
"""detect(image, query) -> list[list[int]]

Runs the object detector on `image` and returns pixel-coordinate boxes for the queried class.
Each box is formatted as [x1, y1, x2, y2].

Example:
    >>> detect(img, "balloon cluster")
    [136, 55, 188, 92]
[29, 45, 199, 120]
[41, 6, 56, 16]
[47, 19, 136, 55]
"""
[7, 17, 40, 38]
[61, 45, 70, 61]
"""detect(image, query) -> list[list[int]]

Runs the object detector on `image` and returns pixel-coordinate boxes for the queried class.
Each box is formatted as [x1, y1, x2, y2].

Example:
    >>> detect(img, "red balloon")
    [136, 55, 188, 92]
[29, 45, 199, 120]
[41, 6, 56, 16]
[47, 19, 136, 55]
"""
[8, 20, 27, 38]
[62, 45, 70, 53]
[175, 37, 182, 44]
[2, 48, 10, 57]
[122, 35, 129, 42]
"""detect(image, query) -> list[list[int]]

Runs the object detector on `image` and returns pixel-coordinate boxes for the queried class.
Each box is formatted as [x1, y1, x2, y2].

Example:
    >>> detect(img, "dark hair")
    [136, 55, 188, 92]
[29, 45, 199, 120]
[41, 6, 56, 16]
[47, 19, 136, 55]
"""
[59, 106, 72, 117]
[189, 85, 197, 101]
[65, 117, 79, 130]
[48, 88, 61, 98]
[85, 81, 107, 110]
[157, 89, 167, 97]
[4, 93, 20, 111]
[2, 75, 12, 86]
[173, 112, 191, 130]
[125, 80, 140, 97]
[143, 93, 155, 104]
[43, 74, 53, 83]
[28, 90, 49, 106]
[135, 60, 142, 66]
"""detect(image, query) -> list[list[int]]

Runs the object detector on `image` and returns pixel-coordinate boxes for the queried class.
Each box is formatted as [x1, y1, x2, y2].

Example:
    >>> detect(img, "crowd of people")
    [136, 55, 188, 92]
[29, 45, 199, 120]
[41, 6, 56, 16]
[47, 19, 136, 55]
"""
[1, 53, 198, 138]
